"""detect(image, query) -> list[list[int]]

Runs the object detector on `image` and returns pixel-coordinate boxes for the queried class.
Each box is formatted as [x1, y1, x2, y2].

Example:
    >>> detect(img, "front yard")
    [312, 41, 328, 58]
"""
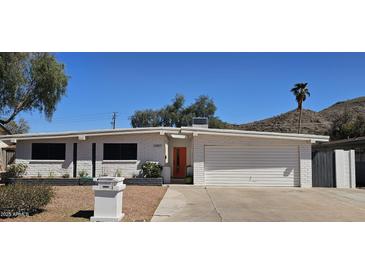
[0, 185, 167, 222]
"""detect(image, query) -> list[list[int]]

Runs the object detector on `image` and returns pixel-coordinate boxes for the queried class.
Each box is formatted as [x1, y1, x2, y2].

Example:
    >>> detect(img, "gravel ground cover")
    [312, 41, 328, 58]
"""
[0, 185, 167, 222]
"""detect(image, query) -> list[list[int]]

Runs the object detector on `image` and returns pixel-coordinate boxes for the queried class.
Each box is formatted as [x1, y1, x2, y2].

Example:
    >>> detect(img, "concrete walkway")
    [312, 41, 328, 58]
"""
[152, 185, 365, 221]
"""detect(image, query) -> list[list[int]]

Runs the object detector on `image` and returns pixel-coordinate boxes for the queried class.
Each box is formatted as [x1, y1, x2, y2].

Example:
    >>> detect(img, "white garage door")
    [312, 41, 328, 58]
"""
[204, 145, 299, 186]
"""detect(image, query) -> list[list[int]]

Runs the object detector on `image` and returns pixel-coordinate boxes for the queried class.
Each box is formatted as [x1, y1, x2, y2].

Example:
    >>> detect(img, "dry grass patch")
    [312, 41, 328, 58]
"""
[0, 185, 167, 222]
[123, 185, 167, 221]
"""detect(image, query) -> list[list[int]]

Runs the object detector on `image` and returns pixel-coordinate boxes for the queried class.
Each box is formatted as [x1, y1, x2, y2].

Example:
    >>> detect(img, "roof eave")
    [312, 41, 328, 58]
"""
[0, 127, 179, 141]
[181, 127, 330, 142]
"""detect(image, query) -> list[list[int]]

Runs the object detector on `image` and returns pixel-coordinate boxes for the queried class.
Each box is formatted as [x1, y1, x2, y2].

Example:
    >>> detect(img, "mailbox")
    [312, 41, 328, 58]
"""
[96, 177, 123, 190]
[90, 177, 126, 222]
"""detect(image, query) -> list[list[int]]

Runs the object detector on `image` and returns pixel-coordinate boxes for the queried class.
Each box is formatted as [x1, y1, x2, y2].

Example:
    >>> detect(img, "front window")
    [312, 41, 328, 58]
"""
[31, 143, 66, 160]
[103, 143, 137, 160]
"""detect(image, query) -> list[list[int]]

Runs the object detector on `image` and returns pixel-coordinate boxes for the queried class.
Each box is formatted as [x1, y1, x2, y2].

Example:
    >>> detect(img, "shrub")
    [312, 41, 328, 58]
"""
[115, 169, 122, 177]
[1, 163, 28, 182]
[0, 184, 54, 217]
[184, 176, 193, 184]
[78, 170, 88, 178]
[62, 173, 70, 178]
[141, 161, 163, 178]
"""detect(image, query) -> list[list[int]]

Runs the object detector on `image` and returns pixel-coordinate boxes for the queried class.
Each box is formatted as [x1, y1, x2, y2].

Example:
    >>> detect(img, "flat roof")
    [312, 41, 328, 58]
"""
[181, 127, 329, 142]
[0, 126, 329, 142]
[313, 136, 365, 149]
[0, 127, 179, 141]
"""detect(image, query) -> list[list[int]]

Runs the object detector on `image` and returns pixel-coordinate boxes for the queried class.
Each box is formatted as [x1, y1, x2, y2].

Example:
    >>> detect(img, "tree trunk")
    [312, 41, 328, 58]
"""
[298, 107, 302, 134]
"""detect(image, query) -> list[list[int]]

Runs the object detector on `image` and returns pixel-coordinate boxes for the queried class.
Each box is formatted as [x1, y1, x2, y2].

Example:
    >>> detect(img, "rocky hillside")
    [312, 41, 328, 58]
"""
[230, 96, 365, 135]
[319, 96, 365, 121]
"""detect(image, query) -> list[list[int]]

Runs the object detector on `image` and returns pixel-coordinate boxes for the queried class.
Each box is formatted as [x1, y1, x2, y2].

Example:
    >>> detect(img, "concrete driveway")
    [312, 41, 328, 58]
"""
[152, 186, 365, 221]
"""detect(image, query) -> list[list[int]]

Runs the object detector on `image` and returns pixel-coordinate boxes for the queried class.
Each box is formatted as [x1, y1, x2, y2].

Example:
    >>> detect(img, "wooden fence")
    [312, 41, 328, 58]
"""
[5, 150, 15, 166]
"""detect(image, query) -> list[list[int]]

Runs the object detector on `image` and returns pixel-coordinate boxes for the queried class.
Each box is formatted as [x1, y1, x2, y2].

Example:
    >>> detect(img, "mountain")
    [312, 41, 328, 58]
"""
[228, 96, 365, 135]
[319, 96, 365, 121]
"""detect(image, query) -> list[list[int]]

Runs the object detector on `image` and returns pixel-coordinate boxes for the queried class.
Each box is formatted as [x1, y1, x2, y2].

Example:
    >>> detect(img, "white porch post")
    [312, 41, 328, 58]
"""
[299, 143, 312, 188]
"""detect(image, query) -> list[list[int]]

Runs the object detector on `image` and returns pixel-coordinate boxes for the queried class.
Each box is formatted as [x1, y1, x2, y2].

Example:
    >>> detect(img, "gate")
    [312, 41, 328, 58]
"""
[5, 150, 15, 166]
[312, 150, 336, 187]
[356, 162, 365, 187]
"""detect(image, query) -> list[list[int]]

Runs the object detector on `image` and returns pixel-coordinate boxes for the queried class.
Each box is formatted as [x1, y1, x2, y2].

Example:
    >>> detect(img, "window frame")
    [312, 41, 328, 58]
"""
[103, 143, 138, 161]
[31, 143, 66, 160]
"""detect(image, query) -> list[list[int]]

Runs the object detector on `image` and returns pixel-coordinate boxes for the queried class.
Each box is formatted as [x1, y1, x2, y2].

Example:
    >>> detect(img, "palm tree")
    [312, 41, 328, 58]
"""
[290, 83, 310, 134]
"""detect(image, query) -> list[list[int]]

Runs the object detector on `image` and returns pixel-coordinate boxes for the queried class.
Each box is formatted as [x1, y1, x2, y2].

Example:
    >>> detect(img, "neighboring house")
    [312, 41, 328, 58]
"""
[0, 124, 14, 172]
[313, 137, 365, 187]
[0, 120, 329, 187]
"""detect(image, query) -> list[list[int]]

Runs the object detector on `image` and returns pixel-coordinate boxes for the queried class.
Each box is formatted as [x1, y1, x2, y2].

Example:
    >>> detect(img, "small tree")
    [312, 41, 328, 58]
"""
[1, 163, 28, 182]
[0, 53, 68, 126]
[330, 111, 365, 140]
[130, 109, 162, 128]
[6, 118, 30, 134]
[290, 83, 310, 134]
[353, 115, 365, 136]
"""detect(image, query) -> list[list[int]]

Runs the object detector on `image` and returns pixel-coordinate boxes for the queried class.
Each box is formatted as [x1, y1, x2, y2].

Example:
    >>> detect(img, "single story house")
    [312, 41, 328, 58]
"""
[0, 121, 329, 187]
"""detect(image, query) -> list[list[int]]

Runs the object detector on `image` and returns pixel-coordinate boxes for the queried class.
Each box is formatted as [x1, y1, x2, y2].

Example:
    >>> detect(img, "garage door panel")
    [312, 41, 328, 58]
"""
[205, 178, 296, 182]
[206, 147, 297, 152]
[206, 152, 298, 156]
[206, 176, 297, 179]
[204, 145, 299, 186]
[205, 163, 296, 168]
[205, 173, 298, 178]
[205, 171, 297, 176]
[205, 159, 296, 166]
[206, 150, 296, 153]
[204, 179, 296, 186]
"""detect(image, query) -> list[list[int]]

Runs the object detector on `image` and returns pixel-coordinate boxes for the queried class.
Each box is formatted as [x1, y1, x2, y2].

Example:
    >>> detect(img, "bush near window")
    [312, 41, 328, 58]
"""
[78, 170, 88, 178]
[142, 161, 163, 178]
[0, 184, 54, 217]
[1, 163, 28, 182]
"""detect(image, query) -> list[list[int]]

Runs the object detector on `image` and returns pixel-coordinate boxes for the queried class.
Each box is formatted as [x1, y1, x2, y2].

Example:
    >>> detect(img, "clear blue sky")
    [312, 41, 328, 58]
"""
[21, 53, 365, 133]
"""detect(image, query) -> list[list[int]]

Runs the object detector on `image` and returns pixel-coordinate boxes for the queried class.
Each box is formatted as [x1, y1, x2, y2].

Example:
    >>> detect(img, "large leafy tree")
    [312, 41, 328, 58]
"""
[130, 94, 226, 128]
[130, 109, 162, 128]
[159, 94, 185, 127]
[0, 53, 68, 126]
[180, 95, 217, 127]
[290, 83, 310, 134]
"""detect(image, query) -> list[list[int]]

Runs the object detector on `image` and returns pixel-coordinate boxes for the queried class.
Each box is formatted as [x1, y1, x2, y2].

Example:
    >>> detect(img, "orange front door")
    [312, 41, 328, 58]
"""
[173, 147, 187, 178]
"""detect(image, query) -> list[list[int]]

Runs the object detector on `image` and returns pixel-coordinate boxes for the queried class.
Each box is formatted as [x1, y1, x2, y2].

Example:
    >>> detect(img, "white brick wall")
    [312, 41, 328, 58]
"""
[193, 136, 205, 185]
[15, 133, 166, 178]
[299, 143, 312, 188]
[16, 139, 74, 177]
[98, 161, 140, 178]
